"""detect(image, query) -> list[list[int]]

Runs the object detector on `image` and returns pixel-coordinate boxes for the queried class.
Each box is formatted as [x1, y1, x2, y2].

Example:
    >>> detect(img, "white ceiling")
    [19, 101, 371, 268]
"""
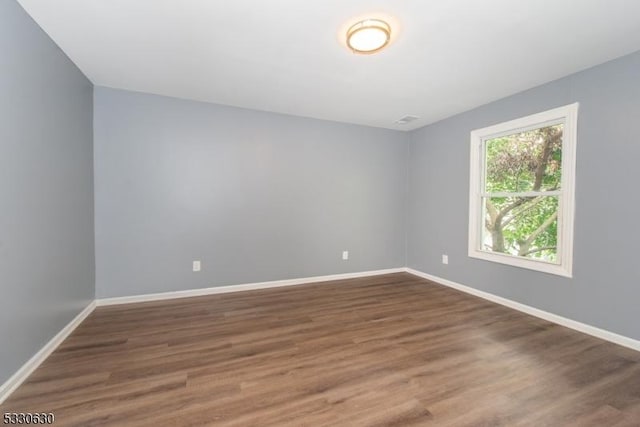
[17, 0, 640, 131]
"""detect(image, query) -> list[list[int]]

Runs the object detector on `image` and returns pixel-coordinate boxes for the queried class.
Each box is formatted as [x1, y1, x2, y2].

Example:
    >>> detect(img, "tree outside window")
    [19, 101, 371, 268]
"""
[468, 104, 577, 277]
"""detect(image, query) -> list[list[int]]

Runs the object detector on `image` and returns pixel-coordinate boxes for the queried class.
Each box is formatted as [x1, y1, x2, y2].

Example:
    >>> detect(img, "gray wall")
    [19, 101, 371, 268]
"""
[0, 1, 95, 384]
[94, 87, 408, 298]
[407, 50, 640, 341]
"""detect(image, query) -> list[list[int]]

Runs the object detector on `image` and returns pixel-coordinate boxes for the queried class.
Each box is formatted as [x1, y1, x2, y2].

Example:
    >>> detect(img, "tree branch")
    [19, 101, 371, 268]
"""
[503, 196, 544, 227]
[517, 210, 558, 257]
[485, 199, 498, 229]
[520, 246, 557, 257]
[533, 130, 562, 191]
[496, 196, 533, 224]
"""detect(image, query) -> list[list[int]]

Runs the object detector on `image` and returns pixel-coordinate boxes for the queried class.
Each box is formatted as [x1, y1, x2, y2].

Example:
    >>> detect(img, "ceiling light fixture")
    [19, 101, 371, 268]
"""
[346, 19, 391, 54]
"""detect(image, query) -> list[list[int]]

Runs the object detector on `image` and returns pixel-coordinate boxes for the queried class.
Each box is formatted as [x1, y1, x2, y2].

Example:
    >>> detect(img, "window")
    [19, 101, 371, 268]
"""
[468, 103, 578, 277]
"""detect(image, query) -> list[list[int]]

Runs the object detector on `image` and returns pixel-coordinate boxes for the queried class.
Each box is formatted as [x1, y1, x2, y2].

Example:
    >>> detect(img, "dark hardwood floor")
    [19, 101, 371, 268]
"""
[2, 272, 639, 426]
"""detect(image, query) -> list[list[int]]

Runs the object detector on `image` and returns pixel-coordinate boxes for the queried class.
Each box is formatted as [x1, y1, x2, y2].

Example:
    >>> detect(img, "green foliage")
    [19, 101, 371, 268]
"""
[482, 125, 563, 262]
[485, 196, 558, 261]
[485, 125, 563, 192]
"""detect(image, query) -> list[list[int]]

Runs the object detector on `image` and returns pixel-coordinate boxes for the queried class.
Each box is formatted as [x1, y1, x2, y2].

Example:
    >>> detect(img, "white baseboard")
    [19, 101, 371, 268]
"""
[96, 267, 406, 306]
[0, 301, 96, 405]
[405, 268, 640, 352]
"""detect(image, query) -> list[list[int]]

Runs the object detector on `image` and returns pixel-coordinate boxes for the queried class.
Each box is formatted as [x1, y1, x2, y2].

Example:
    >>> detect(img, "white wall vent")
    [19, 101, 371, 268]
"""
[394, 115, 419, 125]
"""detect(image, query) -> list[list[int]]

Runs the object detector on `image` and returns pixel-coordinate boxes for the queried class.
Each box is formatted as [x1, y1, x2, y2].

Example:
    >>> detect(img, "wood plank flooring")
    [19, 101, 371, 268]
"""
[2, 272, 639, 426]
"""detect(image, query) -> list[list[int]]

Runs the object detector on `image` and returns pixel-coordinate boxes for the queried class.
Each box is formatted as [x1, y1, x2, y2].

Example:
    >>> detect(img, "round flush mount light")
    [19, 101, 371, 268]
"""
[346, 19, 391, 54]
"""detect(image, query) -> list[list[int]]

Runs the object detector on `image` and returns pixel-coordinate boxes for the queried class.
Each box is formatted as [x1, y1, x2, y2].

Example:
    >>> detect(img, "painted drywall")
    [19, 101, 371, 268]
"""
[94, 87, 408, 298]
[0, 1, 95, 385]
[407, 50, 640, 341]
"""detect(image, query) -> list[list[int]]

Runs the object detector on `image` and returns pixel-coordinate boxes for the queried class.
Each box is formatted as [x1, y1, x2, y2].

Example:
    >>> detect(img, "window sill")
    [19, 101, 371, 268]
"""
[468, 249, 572, 278]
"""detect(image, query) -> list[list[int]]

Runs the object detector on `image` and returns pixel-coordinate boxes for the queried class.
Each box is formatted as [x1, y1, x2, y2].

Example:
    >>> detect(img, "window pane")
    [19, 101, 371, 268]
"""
[481, 196, 559, 263]
[484, 124, 563, 193]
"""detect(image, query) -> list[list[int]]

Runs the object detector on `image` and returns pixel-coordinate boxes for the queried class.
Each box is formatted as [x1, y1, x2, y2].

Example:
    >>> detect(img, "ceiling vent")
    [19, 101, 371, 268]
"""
[395, 115, 419, 125]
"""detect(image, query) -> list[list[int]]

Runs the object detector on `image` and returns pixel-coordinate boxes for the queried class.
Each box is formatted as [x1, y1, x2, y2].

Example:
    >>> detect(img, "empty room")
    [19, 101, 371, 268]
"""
[2, 0, 640, 425]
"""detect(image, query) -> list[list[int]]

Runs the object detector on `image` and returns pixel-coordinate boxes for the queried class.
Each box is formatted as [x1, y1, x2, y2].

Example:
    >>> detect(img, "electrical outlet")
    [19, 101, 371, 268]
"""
[442, 254, 449, 265]
[342, 250, 349, 260]
[192, 260, 201, 272]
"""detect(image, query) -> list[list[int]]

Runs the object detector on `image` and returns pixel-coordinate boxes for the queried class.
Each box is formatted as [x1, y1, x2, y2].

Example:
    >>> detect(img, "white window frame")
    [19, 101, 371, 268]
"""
[468, 103, 578, 277]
